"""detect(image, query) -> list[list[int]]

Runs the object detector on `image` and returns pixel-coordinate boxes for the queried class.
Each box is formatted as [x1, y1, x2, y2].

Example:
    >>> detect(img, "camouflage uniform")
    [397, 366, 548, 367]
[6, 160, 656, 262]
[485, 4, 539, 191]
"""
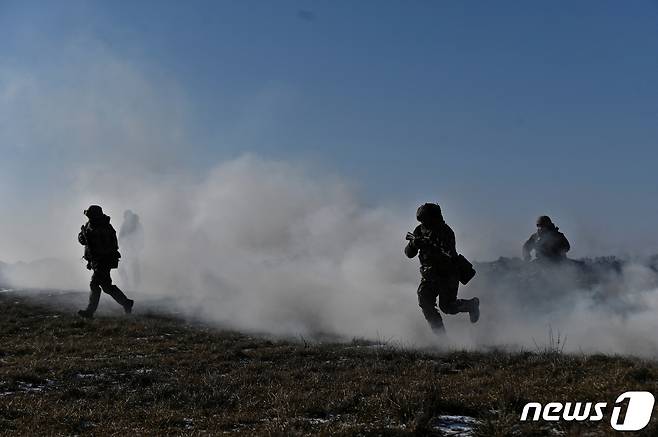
[522, 216, 570, 262]
[78, 205, 133, 318]
[405, 204, 478, 334]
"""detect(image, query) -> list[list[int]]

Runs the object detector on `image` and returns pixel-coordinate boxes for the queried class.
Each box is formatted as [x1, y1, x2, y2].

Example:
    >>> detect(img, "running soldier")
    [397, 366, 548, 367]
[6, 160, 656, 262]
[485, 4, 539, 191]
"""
[405, 203, 479, 335]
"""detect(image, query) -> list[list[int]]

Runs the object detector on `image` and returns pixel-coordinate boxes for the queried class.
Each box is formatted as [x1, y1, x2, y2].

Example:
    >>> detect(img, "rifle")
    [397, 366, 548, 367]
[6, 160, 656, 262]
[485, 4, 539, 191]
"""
[406, 231, 439, 249]
[405, 231, 476, 285]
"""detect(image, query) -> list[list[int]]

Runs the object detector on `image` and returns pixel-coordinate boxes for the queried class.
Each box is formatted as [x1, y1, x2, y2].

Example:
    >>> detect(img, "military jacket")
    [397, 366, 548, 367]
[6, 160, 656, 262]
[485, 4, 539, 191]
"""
[523, 228, 570, 261]
[405, 222, 458, 269]
[78, 215, 121, 269]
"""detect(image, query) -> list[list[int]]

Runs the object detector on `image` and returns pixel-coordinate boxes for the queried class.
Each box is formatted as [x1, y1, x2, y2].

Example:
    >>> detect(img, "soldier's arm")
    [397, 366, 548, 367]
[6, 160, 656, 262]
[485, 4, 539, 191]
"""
[110, 225, 119, 251]
[78, 226, 87, 246]
[446, 225, 458, 258]
[522, 234, 535, 260]
[404, 240, 418, 258]
[404, 225, 422, 258]
[560, 233, 570, 255]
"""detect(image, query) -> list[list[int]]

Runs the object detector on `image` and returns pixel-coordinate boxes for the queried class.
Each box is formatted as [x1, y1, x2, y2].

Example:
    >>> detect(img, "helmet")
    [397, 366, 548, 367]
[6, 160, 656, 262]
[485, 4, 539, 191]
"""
[416, 203, 443, 224]
[536, 215, 554, 228]
[84, 205, 104, 219]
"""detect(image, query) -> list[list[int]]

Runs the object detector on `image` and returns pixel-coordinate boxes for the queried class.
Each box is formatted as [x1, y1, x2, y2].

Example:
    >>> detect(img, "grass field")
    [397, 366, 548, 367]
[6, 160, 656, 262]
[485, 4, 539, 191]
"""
[0, 290, 657, 436]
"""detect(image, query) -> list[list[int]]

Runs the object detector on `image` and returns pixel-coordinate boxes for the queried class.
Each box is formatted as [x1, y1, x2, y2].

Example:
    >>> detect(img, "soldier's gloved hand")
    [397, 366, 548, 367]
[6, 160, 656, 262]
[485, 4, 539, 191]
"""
[414, 238, 428, 250]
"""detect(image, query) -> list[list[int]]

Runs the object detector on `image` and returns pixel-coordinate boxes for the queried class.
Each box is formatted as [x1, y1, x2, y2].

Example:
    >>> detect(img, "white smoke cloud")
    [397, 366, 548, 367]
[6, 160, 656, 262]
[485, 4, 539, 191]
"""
[70, 154, 431, 342]
[2, 37, 658, 357]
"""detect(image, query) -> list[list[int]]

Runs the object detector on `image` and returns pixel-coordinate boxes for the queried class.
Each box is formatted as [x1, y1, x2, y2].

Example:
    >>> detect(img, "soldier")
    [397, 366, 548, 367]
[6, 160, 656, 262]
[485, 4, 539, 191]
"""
[405, 203, 479, 335]
[522, 215, 570, 262]
[77, 205, 134, 319]
[118, 209, 144, 290]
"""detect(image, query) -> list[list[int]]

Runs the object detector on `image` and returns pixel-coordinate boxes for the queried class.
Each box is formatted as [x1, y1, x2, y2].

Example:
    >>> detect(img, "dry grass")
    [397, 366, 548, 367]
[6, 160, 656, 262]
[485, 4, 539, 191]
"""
[0, 291, 657, 436]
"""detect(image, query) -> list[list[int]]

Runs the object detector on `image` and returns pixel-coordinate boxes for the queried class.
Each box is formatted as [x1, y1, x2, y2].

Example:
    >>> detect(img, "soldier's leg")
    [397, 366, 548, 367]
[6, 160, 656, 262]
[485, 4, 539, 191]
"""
[84, 271, 103, 314]
[438, 276, 480, 322]
[417, 278, 445, 334]
[98, 269, 132, 309]
[437, 276, 471, 314]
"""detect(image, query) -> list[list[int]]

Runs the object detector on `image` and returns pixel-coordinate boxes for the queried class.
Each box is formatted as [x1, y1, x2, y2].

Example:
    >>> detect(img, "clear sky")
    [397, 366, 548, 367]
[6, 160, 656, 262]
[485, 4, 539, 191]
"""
[1, 1, 658, 259]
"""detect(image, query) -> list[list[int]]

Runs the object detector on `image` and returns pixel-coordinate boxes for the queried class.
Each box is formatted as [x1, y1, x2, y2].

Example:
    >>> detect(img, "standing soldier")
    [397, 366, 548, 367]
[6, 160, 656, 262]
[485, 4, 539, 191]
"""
[522, 215, 570, 262]
[118, 209, 144, 290]
[78, 205, 134, 319]
[405, 203, 479, 335]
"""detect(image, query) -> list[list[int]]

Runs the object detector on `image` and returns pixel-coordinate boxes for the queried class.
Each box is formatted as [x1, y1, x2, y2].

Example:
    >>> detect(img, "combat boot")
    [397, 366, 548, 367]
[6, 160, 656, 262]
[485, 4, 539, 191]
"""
[469, 298, 480, 323]
[429, 320, 447, 337]
[432, 326, 446, 337]
[78, 309, 94, 319]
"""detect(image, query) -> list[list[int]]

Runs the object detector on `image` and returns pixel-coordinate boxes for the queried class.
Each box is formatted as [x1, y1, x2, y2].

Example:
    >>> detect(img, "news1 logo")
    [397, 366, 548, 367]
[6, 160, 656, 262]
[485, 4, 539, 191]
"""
[520, 391, 655, 431]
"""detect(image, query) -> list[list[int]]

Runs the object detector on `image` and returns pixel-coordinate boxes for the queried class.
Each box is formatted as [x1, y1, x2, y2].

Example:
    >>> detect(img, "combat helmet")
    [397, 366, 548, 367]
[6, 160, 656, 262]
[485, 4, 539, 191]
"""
[416, 203, 443, 224]
[84, 205, 104, 219]
[536, 215, 555, 228]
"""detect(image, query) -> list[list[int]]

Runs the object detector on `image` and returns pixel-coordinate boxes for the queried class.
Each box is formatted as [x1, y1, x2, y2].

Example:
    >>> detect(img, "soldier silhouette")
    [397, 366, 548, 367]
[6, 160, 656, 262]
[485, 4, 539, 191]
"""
[78, 205, 134, 318]
[405, 203, 479, 335]
[523, 215, 570, 262]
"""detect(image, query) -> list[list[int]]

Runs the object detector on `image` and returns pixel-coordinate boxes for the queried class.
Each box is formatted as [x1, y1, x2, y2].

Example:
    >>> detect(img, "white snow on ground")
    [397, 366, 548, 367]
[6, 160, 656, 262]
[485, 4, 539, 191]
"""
[0, 380, 54, 397]
[431, 415, 481, 436]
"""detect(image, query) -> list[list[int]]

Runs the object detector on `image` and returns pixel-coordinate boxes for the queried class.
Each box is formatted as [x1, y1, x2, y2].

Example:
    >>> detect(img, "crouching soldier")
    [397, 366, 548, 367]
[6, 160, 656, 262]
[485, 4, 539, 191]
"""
[405, 203, 479, 335]
[522, 215, 570, 263]
[78, 205, 134, 319]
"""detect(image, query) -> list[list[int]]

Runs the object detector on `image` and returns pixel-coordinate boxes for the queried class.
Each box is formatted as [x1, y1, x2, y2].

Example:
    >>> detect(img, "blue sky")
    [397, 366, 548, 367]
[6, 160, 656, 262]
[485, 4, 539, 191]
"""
[1, 1, 658, 258]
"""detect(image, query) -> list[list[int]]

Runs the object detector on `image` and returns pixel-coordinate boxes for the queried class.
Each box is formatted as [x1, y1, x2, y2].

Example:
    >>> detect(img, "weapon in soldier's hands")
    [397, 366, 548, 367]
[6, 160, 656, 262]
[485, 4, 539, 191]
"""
[406, 232, 431, 242]
[406, 231, 435, 250]
[407, 231, 475, 285]
[406, 231, 432, 249]
[406, 231, 428, 249]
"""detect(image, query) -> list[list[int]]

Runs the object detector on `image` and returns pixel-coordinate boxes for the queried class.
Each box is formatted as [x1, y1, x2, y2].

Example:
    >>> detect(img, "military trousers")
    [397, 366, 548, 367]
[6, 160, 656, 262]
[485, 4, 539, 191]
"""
[417, 267, 472, 333]
[85, 267, 131, 314]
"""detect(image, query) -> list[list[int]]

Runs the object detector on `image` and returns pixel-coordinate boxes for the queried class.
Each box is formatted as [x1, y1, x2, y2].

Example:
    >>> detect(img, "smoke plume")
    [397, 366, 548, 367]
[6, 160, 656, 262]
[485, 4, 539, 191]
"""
[2, 39, 658, 357]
